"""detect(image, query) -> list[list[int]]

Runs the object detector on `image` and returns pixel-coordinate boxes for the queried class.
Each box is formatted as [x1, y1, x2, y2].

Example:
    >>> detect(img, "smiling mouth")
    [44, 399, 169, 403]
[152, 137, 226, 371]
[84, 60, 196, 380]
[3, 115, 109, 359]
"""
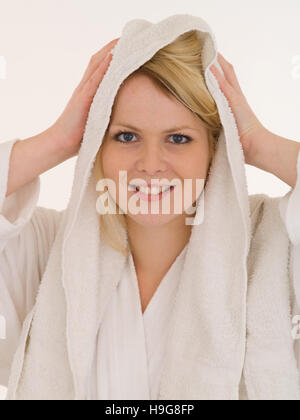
[129, 185, 176, 195]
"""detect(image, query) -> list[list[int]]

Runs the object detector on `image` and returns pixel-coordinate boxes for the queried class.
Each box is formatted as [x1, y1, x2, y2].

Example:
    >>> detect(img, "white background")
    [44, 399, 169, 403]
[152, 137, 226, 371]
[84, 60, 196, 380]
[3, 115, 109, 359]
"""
[1, 0, 300, 400]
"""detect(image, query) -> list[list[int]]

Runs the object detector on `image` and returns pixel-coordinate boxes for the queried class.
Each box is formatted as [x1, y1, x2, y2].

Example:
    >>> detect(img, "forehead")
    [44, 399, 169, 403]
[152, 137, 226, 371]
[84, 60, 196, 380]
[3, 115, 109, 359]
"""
[110, 73, 204, 131]
[113, 73, 171, 107]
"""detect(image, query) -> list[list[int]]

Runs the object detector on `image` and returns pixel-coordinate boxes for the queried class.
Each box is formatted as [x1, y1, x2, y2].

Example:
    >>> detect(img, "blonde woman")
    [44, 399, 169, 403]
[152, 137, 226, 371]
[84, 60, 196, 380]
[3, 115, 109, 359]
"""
[1, 15, 300, 400]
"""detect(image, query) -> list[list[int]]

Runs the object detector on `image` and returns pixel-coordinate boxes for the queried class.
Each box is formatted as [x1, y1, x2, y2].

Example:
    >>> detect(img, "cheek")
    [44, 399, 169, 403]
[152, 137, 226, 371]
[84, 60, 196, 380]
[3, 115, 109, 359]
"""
[176, 153, 209, 203]
[177, 152, 209, 180]
[101, 146, 122, 180]
[101, 147, 133, 193]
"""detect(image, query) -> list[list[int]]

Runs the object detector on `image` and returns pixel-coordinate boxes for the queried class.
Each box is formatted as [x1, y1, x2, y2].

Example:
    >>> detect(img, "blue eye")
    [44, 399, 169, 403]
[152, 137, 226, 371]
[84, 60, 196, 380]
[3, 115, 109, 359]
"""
[170, 133, 192, 145]
[114, 132, 137, 143]
[113, 131, 192, 145]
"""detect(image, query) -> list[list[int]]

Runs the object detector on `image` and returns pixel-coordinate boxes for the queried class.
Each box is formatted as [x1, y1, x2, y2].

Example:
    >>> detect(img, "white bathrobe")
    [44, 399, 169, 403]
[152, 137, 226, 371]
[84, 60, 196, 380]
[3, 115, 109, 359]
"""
[87, 242, 189, 400]
[1, 14, 300, 400]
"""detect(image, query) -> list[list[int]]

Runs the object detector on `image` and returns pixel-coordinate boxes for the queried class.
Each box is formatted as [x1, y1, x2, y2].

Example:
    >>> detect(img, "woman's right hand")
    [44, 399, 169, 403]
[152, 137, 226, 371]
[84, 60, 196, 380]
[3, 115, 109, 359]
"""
[49, 37, 120, 158]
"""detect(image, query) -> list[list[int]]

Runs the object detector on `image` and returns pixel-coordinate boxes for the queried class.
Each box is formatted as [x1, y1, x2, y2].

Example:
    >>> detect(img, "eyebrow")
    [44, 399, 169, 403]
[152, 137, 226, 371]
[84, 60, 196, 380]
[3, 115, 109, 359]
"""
[110, 123, 203, 133]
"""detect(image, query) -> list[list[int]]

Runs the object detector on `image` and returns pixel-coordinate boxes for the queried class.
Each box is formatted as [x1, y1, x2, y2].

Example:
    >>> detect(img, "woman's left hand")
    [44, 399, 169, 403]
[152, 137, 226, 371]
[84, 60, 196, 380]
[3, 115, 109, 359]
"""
[210, 53, 266, 165]
[210, 53, 300, 188]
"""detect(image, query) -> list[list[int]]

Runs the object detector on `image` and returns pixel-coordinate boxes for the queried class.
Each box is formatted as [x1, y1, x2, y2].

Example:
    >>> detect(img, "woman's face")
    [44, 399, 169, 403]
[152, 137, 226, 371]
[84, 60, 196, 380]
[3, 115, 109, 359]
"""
[100, 73, 211, 228]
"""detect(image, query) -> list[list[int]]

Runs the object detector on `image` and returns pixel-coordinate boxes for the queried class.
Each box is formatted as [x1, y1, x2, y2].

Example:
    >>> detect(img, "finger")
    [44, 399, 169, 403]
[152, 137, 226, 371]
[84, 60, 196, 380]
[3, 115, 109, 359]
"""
[216, 52, 244, 96]
[80, 38, 119, 86]
[78, 38, 119, 90]
[91, 37, 120, 60]
[81, 52, 113, 99]
[210, 63, 237, 102]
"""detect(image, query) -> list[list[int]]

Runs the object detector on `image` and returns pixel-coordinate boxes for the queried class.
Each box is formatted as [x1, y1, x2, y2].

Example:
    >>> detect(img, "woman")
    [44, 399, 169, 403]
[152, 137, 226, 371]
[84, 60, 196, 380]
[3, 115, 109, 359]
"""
[0, 14, 300, 400]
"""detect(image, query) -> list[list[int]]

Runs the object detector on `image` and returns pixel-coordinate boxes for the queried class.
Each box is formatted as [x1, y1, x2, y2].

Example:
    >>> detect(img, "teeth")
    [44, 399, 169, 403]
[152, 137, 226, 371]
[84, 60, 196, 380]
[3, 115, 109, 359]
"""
[143, 186, 171, 195]
[130, 185, 172, 195]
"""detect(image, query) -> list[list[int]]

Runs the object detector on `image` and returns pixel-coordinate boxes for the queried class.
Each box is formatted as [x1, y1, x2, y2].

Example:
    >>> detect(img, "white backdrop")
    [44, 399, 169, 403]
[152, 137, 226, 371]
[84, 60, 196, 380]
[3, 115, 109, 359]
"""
[1, 0, 300, 400]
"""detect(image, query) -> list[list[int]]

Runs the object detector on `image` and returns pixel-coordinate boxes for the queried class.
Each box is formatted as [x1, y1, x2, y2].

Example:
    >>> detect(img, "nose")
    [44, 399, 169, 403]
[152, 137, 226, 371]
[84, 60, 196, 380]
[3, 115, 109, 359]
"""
[136, 142, 168, 175]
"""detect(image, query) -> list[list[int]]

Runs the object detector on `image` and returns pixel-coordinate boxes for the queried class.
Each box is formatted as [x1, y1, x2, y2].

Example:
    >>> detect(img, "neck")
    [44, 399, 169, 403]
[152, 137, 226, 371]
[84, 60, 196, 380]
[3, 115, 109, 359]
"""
[126, 216, 192, 278]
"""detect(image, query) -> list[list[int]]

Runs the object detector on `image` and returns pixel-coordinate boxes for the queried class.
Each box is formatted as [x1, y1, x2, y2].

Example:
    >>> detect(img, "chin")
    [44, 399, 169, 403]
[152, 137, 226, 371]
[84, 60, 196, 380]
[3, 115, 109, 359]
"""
[125, 212, 183, 228]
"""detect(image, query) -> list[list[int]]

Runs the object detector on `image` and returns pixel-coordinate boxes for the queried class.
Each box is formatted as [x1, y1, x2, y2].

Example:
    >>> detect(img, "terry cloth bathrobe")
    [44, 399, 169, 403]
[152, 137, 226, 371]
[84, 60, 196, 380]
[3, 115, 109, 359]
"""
[1, 14, 300, 400]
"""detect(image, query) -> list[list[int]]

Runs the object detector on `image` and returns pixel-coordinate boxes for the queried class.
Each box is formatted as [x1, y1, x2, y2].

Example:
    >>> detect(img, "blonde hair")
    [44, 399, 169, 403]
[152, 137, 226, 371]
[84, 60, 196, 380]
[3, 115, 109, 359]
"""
[94, 30, 222, 257]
